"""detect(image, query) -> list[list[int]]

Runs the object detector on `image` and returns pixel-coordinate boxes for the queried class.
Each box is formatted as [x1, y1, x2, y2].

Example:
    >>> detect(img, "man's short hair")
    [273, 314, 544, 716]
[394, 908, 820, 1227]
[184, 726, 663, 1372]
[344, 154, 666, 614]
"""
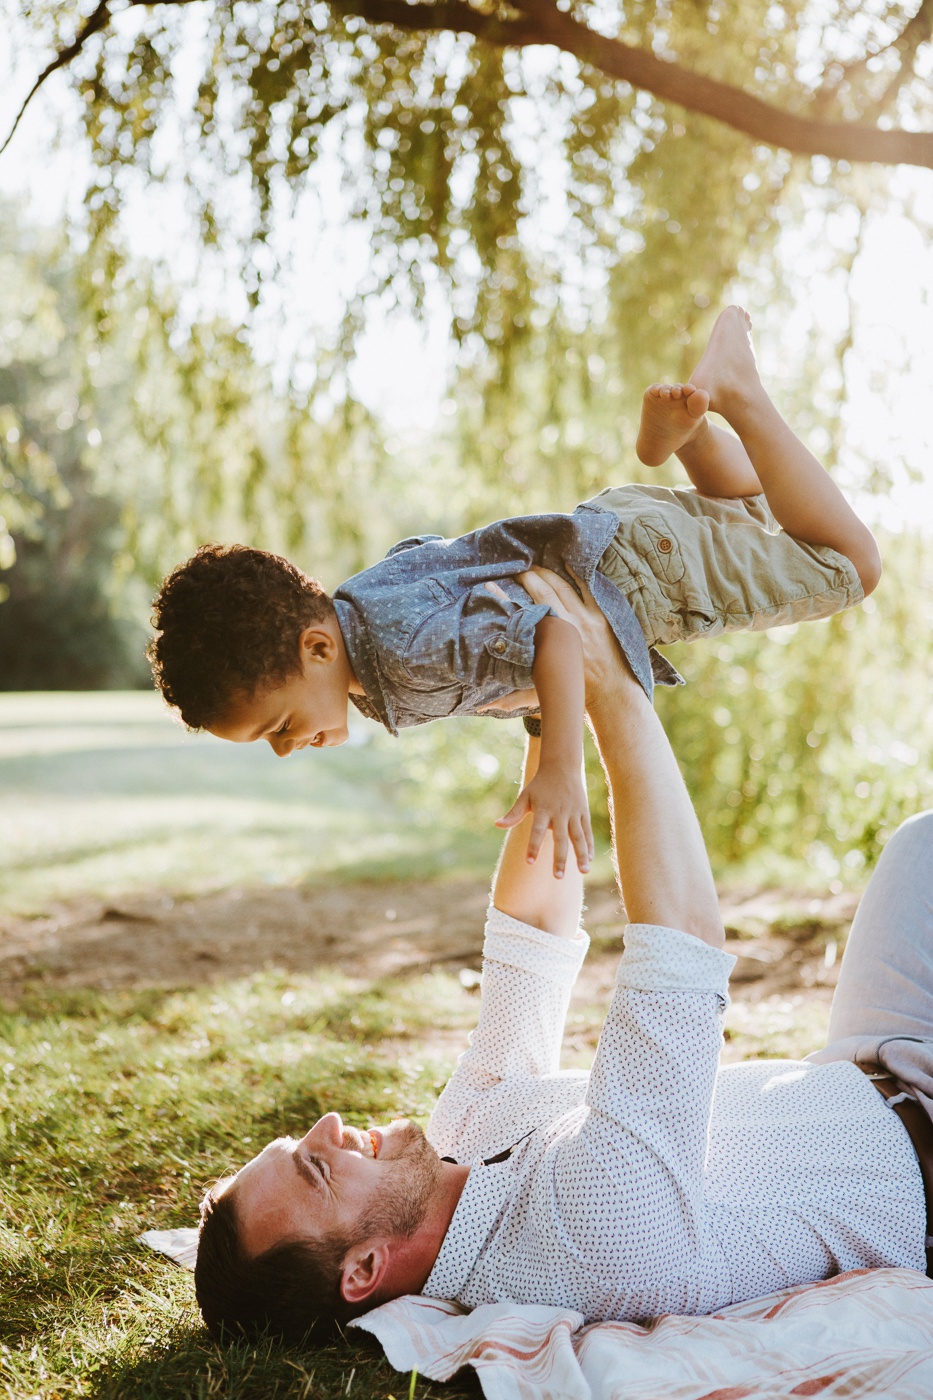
[148, 544, 333, 730]
[194, 1183, 353, 1344]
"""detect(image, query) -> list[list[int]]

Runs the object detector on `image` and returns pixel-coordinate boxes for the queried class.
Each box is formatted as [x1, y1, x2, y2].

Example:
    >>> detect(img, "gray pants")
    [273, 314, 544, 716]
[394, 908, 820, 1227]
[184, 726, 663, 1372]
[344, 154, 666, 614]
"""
[808, 811, 933, 1120]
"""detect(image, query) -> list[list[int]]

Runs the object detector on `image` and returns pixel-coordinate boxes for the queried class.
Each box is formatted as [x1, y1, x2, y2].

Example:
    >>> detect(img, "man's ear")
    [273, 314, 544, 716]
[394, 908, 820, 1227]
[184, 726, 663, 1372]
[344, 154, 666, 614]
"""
[298, 623, 337, 667]
[340, 1239, 392, 1305]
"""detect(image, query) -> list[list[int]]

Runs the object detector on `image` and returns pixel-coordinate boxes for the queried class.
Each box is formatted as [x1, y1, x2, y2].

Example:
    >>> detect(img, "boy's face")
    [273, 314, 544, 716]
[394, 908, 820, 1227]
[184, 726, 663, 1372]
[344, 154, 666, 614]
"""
[209, 621, 356, 756]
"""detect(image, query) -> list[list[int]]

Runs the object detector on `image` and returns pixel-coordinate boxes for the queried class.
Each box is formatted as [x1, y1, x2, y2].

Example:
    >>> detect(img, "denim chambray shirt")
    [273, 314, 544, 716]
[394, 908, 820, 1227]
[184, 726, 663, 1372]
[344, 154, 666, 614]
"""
[332, 502, 683, 735]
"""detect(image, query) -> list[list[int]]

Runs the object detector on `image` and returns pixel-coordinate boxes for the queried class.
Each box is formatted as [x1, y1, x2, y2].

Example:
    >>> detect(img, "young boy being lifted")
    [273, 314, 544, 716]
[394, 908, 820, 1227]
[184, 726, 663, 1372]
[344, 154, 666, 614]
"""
[149, 308, 881, 879]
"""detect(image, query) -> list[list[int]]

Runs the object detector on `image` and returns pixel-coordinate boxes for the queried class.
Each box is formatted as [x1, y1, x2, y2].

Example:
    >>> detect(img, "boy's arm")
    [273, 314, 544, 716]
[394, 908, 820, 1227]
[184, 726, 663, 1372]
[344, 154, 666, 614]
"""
[496, 614, 593, 879]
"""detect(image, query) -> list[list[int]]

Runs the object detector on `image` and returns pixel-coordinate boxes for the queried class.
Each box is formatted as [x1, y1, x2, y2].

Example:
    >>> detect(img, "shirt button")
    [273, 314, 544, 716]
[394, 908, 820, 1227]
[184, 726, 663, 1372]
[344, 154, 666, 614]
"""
[657, 537, 673, 553]
[493, 638, 507, 654]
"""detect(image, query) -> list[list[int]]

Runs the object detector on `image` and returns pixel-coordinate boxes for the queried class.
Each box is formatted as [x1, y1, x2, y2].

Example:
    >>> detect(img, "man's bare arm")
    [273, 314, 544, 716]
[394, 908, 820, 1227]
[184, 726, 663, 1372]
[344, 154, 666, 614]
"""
[491, 733, 586, 939]
[518, 569, 724, 949]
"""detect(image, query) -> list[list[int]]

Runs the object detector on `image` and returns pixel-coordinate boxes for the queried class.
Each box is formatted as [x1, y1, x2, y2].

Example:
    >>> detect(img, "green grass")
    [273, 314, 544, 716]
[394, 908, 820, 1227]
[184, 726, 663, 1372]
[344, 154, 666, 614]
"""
[0, 967, 487, 1398]
[0, 693, 515, 914]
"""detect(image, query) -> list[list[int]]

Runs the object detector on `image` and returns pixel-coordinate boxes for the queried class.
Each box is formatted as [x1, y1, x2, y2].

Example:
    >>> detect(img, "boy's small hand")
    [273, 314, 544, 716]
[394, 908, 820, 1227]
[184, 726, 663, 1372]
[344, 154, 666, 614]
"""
[496, 765, 594, 878]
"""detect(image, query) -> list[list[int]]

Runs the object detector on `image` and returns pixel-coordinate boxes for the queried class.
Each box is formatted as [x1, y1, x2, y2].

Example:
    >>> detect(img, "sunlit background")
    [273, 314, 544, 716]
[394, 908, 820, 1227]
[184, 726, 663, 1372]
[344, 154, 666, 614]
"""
[2, 7, 933, 1395]
[0, 2, 924, 907]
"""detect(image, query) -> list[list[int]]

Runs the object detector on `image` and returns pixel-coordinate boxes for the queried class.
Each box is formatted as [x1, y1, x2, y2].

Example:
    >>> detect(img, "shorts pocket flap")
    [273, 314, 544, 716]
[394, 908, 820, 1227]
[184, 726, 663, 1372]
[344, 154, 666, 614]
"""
[633, 516, 686, 583]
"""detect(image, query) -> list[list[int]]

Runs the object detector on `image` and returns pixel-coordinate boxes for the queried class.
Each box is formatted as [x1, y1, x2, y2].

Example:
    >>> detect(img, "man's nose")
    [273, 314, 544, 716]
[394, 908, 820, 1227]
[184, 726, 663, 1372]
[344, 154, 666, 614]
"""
[267, 736, 293, 758]
[303, 1112, 344, 1148]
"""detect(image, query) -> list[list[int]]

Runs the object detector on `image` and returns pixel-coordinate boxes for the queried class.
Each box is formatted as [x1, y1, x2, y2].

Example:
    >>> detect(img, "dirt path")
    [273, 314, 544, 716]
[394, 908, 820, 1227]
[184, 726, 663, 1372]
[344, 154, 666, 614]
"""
[0, 877, 858, 1019]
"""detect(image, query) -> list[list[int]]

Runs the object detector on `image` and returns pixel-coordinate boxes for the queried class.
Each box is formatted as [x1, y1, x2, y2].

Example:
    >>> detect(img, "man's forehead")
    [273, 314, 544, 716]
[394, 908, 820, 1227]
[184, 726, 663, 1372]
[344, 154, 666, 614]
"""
[227, 1134, 295, 1188]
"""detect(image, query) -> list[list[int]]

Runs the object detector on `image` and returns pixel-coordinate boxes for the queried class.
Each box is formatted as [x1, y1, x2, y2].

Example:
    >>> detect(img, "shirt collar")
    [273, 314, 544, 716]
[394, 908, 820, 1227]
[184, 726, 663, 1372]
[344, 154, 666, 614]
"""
[420, 1160, 516, 1301]
[332, 598, 398, 735]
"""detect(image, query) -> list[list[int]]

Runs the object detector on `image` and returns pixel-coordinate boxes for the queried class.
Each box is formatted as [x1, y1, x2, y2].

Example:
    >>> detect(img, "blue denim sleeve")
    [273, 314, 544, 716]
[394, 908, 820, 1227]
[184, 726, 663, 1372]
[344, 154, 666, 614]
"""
[396, 583, 552, 692]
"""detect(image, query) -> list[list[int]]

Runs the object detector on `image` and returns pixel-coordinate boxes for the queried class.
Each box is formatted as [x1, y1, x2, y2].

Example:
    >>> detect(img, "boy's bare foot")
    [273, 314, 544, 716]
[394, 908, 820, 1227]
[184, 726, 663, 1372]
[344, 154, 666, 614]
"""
[635, 382, 710, 467]
[689, 305, 764, 417]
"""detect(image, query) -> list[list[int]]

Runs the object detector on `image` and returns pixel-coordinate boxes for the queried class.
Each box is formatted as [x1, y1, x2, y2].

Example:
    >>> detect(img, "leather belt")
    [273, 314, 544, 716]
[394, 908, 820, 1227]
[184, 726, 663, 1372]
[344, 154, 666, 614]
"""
[862, 1068, 933, 1277]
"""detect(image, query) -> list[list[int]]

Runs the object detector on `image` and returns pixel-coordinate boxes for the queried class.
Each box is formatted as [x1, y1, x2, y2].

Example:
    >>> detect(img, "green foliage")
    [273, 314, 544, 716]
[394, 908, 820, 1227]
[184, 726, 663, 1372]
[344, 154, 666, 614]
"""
[6, 4, 899, 622]
[13, 0, 836, 487]
[655, 530, 933, 880]
[0, 208, 148, 687]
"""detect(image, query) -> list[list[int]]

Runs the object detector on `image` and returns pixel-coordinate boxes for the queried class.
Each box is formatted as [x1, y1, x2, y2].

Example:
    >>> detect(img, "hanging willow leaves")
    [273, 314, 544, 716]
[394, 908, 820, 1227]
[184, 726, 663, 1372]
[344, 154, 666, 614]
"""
[0, 2, 915, 556]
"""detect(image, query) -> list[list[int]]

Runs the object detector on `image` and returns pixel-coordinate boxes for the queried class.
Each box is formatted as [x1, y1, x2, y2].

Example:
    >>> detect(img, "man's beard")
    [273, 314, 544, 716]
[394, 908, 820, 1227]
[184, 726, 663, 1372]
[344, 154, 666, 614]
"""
[355, 1120, 441, 1243]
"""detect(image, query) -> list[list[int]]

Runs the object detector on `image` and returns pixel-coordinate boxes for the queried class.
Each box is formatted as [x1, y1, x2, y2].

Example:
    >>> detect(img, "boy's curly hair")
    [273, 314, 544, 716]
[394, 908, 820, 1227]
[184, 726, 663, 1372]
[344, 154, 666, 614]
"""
[148, 544, 333, 730]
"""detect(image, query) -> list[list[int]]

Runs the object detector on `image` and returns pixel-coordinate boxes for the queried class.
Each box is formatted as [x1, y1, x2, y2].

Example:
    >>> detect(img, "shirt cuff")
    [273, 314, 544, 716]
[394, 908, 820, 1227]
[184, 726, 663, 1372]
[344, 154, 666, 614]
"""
[617, 923, 735, 994]
[483, 601, 551, 668]
[485, 904, 589, 987]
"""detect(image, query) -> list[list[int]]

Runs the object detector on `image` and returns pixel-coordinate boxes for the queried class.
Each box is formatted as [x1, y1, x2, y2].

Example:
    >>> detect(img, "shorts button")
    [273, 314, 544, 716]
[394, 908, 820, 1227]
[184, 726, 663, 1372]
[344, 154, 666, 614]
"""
[657, 537, 673, 553]
[493, 638, 507, 654]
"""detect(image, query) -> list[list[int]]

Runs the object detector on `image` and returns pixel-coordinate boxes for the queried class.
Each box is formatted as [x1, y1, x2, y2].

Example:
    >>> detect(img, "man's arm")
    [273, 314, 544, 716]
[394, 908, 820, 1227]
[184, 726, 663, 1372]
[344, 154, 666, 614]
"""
[589, 675, 724, 949]
[512, 571, 732, 1310]
[518, 569, 724, 949]
[427, 733, 590, 1159]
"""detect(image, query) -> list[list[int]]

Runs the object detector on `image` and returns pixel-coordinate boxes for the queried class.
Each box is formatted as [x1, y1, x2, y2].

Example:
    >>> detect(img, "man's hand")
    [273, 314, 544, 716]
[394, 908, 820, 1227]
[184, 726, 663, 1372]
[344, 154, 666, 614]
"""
[515, 568, 633, 705]
[496, 762, 593, 879]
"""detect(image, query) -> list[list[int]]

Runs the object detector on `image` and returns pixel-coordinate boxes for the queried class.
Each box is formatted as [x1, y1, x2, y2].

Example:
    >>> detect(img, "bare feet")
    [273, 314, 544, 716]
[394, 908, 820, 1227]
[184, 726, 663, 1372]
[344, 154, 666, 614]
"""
[636, 382, 710, 468]
[689, 305, 763, 418]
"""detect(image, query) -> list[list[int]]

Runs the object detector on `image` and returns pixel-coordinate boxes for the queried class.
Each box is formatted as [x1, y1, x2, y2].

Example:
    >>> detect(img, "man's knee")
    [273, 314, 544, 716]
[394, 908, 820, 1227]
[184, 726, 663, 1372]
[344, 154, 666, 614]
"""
[880, 810, 933, 864]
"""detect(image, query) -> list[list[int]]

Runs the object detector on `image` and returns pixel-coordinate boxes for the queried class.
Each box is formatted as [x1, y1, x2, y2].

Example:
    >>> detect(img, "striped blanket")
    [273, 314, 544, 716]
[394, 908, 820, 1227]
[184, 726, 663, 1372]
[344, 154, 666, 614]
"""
[141, 1232, 933, 1398]
[351, 1268, 933, 1400]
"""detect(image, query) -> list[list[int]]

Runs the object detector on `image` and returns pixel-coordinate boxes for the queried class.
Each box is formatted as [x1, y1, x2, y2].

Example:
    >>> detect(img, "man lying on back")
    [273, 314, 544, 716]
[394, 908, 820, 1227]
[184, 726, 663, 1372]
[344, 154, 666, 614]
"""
[193, 570, 930, 1343]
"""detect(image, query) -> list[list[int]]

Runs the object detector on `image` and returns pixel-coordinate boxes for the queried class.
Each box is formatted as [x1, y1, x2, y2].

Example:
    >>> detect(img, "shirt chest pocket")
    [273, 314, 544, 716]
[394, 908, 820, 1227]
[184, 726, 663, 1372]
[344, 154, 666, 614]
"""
[379, 576, 458, 651]
[391, 579, 469, 706]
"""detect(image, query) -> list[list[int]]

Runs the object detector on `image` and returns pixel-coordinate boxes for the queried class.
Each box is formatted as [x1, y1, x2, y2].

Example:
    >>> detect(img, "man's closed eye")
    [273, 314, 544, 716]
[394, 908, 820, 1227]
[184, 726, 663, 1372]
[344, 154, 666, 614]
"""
[305, 1154, 328, 1186]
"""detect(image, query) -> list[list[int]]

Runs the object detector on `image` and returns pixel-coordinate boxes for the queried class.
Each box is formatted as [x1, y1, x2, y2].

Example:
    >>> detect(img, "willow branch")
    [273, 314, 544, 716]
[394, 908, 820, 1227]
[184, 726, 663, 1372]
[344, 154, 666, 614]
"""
[0, 0, 112, 157]
[0, 0, 202, 157]
[5, 0, 933, 171]
[811, 0, 933, 123]
[341, 0, 933, 167]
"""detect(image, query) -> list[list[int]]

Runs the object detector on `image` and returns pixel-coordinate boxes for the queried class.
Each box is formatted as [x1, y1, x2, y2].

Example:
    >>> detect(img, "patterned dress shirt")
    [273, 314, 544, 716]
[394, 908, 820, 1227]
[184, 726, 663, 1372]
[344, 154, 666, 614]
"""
[421, 907, 927, 1321]
[332, 504, 683, 735]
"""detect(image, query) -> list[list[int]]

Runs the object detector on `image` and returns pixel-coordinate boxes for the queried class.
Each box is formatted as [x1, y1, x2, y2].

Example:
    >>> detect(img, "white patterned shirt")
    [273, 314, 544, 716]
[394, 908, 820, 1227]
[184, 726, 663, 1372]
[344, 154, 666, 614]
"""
[421, 907, 927, 1320]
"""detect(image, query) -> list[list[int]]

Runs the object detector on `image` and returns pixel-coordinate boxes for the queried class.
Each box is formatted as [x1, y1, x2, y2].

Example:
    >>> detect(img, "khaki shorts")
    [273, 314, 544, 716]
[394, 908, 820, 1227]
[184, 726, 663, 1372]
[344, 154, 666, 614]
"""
[587, 483, 864, 648]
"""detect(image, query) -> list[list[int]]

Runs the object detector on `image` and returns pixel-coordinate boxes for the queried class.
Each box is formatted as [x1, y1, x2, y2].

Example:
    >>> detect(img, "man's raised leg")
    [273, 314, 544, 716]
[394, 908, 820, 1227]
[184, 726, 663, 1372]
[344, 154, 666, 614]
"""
[825, 811, 933, 1044]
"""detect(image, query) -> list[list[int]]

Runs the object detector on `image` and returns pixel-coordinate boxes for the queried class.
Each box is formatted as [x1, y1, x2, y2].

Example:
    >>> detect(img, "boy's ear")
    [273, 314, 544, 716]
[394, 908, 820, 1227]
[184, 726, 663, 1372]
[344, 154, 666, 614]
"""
[298, 623, 338, 666]
[340, 1239, 392, 1305]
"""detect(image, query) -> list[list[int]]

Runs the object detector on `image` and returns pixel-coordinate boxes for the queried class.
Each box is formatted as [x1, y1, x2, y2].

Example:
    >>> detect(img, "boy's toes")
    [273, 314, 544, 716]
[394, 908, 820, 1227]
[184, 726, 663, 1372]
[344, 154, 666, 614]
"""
[684, 386, 710, 419]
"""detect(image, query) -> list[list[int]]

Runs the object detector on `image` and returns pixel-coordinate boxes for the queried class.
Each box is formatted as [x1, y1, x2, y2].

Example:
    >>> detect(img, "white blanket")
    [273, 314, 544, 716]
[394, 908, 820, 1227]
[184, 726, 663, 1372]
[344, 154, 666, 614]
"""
[141, 1232, 933, 1399]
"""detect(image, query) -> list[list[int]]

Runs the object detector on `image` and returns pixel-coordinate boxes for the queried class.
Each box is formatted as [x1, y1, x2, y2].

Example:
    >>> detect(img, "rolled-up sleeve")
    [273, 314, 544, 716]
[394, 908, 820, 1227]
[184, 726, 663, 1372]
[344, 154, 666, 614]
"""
[427, 907, 588, 1158]
[543, 927, 735, 1304]
[584, 925, 734, 1143]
